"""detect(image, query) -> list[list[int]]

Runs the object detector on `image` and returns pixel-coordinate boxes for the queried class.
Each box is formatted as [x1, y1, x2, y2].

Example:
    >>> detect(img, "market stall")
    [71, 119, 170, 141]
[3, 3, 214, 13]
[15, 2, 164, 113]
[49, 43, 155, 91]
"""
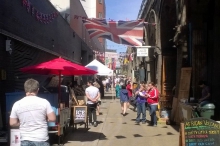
[85, 59, 114, 99]
[16, 57, 97, 145]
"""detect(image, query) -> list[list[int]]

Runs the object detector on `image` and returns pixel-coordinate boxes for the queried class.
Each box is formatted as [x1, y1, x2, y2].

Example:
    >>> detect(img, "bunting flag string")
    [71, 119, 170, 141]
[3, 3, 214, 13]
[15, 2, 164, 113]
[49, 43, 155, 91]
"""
[73, 14, 157, 25]
[92, 50, 105, 57]
[22, 0, 59, 24]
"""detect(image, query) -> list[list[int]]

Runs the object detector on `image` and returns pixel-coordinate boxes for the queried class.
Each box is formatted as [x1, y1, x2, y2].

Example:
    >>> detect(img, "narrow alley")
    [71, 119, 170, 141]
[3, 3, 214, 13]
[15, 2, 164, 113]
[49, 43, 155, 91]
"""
[64, 92, 179, 146]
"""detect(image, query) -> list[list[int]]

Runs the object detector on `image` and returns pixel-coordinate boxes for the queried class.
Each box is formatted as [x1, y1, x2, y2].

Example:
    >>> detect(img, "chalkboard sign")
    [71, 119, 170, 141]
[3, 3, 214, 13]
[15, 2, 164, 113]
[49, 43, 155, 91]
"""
[183, 117, 220, 146]
[73, 106, 87, 123]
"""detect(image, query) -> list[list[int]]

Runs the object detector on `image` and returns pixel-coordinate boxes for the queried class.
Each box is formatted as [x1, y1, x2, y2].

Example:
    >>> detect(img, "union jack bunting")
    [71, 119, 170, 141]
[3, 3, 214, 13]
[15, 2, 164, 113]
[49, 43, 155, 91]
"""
[82, 19, 144, 46]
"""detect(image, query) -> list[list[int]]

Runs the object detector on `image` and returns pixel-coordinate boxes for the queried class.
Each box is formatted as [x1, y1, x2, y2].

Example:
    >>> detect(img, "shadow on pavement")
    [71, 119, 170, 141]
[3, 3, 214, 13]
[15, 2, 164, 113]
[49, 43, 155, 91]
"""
[102, 96, 116, 100]
[64, 130, 108, 143]
[170, 124, 180, 132]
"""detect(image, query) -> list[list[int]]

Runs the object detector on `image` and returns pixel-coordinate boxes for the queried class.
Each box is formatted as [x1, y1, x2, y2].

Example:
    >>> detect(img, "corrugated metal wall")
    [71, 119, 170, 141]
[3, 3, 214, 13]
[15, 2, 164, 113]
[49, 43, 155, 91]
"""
[12, 40, 56, 91]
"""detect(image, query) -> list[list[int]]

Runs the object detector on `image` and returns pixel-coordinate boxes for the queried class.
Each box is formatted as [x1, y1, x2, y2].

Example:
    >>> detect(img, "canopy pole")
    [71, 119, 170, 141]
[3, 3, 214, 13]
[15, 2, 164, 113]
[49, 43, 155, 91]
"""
[58, 71, 61, 107]
[112, 74, 114, 100]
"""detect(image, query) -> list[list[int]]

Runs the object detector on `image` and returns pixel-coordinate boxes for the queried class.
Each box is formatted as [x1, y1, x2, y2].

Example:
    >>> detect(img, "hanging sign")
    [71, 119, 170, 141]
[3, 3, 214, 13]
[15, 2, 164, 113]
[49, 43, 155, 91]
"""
[137, 48, 148, 57]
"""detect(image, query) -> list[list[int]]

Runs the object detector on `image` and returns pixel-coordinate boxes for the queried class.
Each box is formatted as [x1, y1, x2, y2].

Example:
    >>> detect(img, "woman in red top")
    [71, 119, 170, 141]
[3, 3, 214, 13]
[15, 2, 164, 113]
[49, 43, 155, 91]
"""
[126, 81, 133, 109]
[146, 82, 159, 126]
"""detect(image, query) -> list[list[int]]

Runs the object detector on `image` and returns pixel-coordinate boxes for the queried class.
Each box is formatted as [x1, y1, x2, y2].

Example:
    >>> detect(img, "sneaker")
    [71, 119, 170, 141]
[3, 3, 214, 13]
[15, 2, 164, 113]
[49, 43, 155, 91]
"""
[135, 121, 140, 125]
[89, 123, 93, 126]
[93, 122, 98, 127]
[153, 124, 157, 127]
[142, 121, 146, 124]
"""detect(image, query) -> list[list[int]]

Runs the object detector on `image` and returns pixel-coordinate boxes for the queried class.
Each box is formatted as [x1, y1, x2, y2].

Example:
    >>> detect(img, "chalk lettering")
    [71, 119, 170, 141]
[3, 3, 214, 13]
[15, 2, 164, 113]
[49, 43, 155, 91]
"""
[188, 139, 196, 142]
[195, 134, 208, 138]
[185, 122, 191, 127]
[184, 118, 220, 146]
[187, 135, 196, 138]
[191, 120, 203, 127]
[204, 120, 220, 129]
[205, 142, 215, 145]
[187, 130, 208, 135]
[209, 130, 220, 134]
[188, 143, 197, 146]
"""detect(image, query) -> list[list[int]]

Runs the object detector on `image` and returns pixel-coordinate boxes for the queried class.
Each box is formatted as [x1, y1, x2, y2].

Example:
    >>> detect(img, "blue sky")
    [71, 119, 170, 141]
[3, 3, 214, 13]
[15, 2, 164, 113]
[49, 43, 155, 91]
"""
[105, 0, 143, 53]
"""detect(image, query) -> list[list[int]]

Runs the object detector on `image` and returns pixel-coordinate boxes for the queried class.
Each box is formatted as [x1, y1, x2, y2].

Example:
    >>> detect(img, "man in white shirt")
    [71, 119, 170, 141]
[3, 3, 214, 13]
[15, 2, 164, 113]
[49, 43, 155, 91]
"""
[105, 78, 109, 92]
[85, 81, 100, 127]
[10, 79, 56, 146]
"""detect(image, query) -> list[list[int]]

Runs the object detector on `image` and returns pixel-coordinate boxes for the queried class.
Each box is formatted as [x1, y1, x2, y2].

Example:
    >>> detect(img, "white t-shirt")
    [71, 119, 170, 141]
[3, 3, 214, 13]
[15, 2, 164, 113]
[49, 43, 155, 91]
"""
[10, 96, 54, 141]
[105, 78, 109, 83]
[85, 86, 99, 104]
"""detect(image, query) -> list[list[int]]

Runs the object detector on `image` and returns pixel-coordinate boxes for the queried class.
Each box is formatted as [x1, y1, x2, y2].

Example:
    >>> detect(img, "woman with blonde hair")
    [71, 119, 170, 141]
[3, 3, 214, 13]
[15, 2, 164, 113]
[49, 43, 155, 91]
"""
[134, 82, 147, 124]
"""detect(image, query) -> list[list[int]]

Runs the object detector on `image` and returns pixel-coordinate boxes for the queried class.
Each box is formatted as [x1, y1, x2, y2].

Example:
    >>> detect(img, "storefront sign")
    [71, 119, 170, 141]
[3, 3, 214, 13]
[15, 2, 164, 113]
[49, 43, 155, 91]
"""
[180, 117, 220, 146]
[137, 48, 148, 57]
[73, 106, 87, 123]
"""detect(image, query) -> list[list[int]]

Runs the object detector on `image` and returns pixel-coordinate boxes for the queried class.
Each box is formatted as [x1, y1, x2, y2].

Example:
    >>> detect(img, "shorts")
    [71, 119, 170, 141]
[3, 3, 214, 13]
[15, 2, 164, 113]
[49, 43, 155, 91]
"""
[120, 100, 129, 103]
[97, 101, 101, 105]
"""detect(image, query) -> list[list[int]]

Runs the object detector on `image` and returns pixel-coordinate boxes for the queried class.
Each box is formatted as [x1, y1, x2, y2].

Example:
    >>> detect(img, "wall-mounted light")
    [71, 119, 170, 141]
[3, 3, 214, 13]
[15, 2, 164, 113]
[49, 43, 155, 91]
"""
[6, 39, 12, 54]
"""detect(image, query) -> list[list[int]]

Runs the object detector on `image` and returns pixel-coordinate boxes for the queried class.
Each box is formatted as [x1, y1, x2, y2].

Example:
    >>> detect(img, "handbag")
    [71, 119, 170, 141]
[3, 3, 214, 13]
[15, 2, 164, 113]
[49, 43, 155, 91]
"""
[130, 96, 137, 106]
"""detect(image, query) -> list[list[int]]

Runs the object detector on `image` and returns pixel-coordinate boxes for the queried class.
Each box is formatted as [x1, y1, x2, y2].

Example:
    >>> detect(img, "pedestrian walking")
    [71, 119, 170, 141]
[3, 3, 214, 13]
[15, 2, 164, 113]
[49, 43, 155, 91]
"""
[10, 78, 56, 145]
[119, 77, 125, 85]
[134, 83, 147, 124]
[146, 82, 159, 126]
[115, 81, 121, 99]
[105, 77, 109, 92]
[85, 80, 100, 127]
[120, 84, 129, 116]
[93, 79, 102, 116]
[126, 81, 133, 109]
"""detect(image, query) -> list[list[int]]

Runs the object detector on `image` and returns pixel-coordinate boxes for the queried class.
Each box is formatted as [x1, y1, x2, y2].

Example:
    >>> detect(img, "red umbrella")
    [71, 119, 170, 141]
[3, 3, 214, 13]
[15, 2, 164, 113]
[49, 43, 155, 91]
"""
[20, 57, 97, 75]
[20, 57, 97, 105]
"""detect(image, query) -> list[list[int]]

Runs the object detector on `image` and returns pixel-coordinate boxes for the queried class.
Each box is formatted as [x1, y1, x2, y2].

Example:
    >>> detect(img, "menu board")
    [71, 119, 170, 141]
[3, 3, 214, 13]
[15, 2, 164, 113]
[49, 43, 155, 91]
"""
[73, 106, 87, 123]
[184, 117, 220, 146]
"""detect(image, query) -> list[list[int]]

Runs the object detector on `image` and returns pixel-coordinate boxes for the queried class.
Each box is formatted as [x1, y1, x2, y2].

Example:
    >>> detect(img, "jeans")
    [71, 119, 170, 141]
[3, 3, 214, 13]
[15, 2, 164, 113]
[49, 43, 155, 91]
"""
[21, 140, 50, 146]
[149, 104, 158, 125]
[87, 103, 97, 123]
[199, 100, 209, 107]
[106, 83, 109, 92]
[136, 102, 146, 122]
